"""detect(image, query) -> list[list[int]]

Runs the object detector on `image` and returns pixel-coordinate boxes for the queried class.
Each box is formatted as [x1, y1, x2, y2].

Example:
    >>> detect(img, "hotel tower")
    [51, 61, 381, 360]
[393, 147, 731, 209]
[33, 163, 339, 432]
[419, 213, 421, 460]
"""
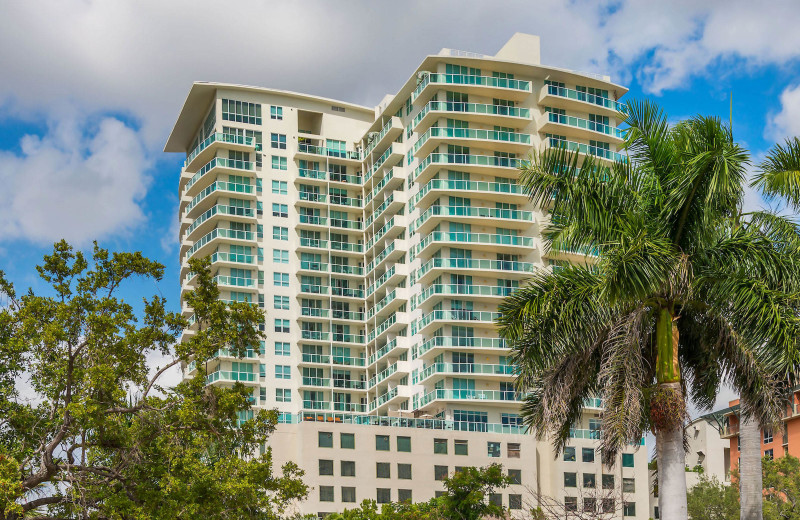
[166, 33, 649, 518]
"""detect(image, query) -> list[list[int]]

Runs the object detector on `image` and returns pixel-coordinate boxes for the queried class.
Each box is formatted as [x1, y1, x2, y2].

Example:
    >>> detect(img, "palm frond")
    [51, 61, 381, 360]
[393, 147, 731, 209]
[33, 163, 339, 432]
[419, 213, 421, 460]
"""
[753, 137, 800, 212]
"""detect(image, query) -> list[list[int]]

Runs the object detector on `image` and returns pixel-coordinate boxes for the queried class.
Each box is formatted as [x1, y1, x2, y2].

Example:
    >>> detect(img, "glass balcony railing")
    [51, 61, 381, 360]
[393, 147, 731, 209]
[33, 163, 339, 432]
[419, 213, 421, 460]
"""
[330, 218, 363, 230]
[300, 261, 327, 272]
[412, 310, 500, 334]
[299, 215, 327, 226]
[370, 387, 399, 411]
[332, 264, 364, 276]
[365, 169, 396, 204]
[298, 192, 327, 203]
[333, 379, 366, 390]
[365, 195, 397, 228]
[185, 157, 254, 193]
[329, 196, 363, 209]
[301, 353, 331, 364]
[185, 133, 254, 167]
[368, 313, 397, 342]
[332, 309, 364, 321]
[302, 376, 330, 387]
[333, 402, 367, 413]
[412, 336, 506, 359]
[413, 284, 515, 306]
[368, 339, 398, 366]
[363, 118, 398, 157]
[183, 204, 255, 241]
[414, 153, 521, 181]
[367, 289, 397, 320]
[300, 284, 329, 295]
[544, 137, 627, 163]
[416, 388, 520, 408]
[366, 266, 396, 296]
[410, 179, 524, 209]
[333, 333, 366, 344]
[413, 73, 531, 100]
[331, 241, 363, 253]
[412, 206, 533, 231]
[209, 251, 254, 266]
[302, 400, 331, 410]
[414, 363, 515, 383]
[414, 231, 534, 255]
[413, 101, 531, 128]
[365, 145, 397, 182]
[301, 307, 329, 318]
[291, 412, 527, 434]
[184, 180, 254, 216]
[184, 228, 255, 262]
[206, 370, 256, 384]
[544, 84, 627, 113]
[298, 168, 326, 180]
[331, 355, 366, 367]
[301, 330, 329, 341]
[299, 238, 328, 249]
[331, 286, 365, 298]
[368, 362, 398, 388]
[415, 258, 536, 279]
[212, 275, 256, 288]
[298, 143, 361, 161]
[545, 112, 624, 139]
[414, 127, 531, 154]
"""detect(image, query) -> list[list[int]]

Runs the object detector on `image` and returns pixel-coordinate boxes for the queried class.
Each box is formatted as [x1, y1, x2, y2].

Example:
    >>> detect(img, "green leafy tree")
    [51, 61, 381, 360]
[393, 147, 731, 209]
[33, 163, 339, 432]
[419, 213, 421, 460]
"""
[762, 455, 800, 520]
[687, 476, 739, 520]
[497, 101, 800, 520]
[0, 241, 308, 519]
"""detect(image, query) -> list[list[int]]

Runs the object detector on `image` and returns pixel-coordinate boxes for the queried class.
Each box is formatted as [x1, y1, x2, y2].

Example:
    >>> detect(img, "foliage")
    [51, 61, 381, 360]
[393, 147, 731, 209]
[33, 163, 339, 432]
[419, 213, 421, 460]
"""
[762, 454, 800, 520]
[686, 476, 739, 520]
[327, 464, 511, 520]
[0, 241, 308, 519]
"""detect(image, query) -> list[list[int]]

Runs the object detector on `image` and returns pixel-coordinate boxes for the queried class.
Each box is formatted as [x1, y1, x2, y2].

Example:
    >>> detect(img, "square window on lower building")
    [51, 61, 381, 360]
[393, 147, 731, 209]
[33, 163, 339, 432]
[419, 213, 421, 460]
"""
[509, 494, 522, 510]
[584, 497, 596, 513]
[583, 473, 596, 488]
[488, 441, 501, 458]
[377, 488, 391, 504]
[398, 463, 412, 480]
[341, 460, 355, 477]
[508, 469, 521, 485]
[563, 446, 576, 461]
[507, 443, 521, 458]
[318, 432, 333, 448]
[341, 432, 355, 449]
[320, 486, 334, 502]
[435, 465, 448, 481]
[376, 435, 390, 451]
[622, 453, 634, 468]
[435, 491, 446, 498]
[602, 498, 615, 513]
[397, 436, 411, 452]
[454, 439, 468, 455]
[376, 462, 391, 478]
[489, 493, 502, 507]
[319, 459, 333, 476]
[582, 447, 595, 463]
[602, 474, 615, 490]
[623, 502, 636, 516]
[623, 477, 636, 493]
[341, 486, 356, 503]
[398, 489, 412, 503]
[434, 438, 448, 454]
[564, 497, 577, 512]
[564, 472, 577, 487]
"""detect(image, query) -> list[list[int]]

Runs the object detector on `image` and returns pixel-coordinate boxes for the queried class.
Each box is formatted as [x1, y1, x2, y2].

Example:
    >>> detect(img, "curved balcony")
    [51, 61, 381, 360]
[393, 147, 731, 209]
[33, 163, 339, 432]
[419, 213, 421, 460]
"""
[412, 284, 515, 307]
[413, 231, 535, 258]
[183, 133, 256, 172]
[412, 310, 500, 336]
[183, 157, 255, 197]
[182, 203, 256, 242]
[182, 180, 256, 220]
[414, 258, 537, 285]
[213, 275, 257, 292]
[539, 84, 626, 118]
[413, 101, 531, 133]
[543, 137, 627, 163]
[296, 143, 361, 164]
[412, 336, 508, 360]
[411, 179, 528, 209]
[412, 73, 531, 105]
[413, 127, 531, 158]
[539, 112, 624, 143]
[413, 153, 521, 185]
[183, 228, 256, 264]
[414, 363, 515, 384]
[415, 388, 521, 409]
[206, 370, 259, 387]
[368, 338, 405, 367]
[411, 205, 534, 235]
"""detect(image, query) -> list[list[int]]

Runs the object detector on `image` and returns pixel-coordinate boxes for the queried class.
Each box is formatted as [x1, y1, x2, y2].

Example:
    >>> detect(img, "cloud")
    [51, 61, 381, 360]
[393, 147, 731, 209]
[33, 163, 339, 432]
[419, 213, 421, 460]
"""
[766, 83, 800, 141]
[0, 112, 151, 245]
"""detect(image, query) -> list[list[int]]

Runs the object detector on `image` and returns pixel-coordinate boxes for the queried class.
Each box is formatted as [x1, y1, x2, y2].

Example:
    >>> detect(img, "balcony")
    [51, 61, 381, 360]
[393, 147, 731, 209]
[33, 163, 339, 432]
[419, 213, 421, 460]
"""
[411, 179, 528, 209]
[330, 241, 364, 255]
[301, 330, 329, 341]
[413, 153, 521, 185]
[412, 310, 500, 336]
[331, 309, 365, 322]
[412, 73, 531, 105]
[332, 263, 365, 277]
[412, 205, 534, 235]
[302, 400, 332, 410]
[414, 363, 515, 384]
[413, 231, 535, 258]
[414, 258, 537, 285]
[331, 286, 365, 299]
[365, 193, 405, 229]
[362, 116, 403, 159]
[415, 388, 521, 409]
[364, 143, 403, 186]
[206, 370, 258, 386]
[183, 156, 255, 197]
[539, 112, 624, 143]
[539, 84, 626, 117]
[182, 180, 256, 220]
[369, 387, 400, 411]
[368, 338, 404, 366]
[298, 215, 328, 229]
[413, 101, 531, 133]
[182, 203, 256, 242]
[296, 143, 361, 163]
[368, 362, 399, 389]
[183, 228, 256, 263]
[333, 402, 367, 413]
[208, 251, 256, 268]
[413, 284, 515, 307]
[412, 336, 508, 359]
[365, 167, 403, 206]
[301, 307, 329, 319]
[298, 237, 328, 252]
[413, 127, 531, 158]
[300, 283, 329, 296]
[543, 137, 627, 163]
[300, 353, 330, 365]
[212, 275, 257, 290]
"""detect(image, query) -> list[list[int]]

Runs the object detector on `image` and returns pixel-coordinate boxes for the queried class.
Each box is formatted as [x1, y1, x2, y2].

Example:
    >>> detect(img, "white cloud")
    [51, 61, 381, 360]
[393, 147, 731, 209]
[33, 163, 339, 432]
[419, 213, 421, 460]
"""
[0, 112, 150, 245]
[766, 83, 800, 141]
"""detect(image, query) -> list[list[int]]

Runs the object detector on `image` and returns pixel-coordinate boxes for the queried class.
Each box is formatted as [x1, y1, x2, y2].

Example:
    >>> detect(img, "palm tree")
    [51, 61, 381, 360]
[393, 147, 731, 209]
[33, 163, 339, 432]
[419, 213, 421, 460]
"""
[497, 101, 800, 520]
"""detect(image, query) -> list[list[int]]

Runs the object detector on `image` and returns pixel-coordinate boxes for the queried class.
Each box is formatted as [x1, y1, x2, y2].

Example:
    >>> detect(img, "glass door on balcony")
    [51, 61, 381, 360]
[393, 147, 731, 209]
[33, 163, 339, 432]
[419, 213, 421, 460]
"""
[449, 196, 470, 216]
[446, 91, 468, 112]
[452, 326, 474, 347]
[333, 392, 352, 411]
[331, 301, 349, 320]
[298, 184, 320, 201]
[497, 279, 518, 296]
[454, 409, 488, 432]
[452, 352, 474, 373]
[500, 382, 516, 401]
[450, 274, 472, 295]
[332, 346, 350, 364]
[447, 145, 469, 164]
[303, 390, 325, 409]
[451, 300, 473, 320]
[332, 369, 351, 389]
[453, 378, 475, 399]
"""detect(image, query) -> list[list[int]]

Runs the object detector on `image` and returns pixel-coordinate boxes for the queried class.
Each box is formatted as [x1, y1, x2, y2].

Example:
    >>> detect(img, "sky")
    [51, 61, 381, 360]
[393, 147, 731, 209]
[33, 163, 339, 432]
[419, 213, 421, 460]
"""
[1, 0, 800, 415]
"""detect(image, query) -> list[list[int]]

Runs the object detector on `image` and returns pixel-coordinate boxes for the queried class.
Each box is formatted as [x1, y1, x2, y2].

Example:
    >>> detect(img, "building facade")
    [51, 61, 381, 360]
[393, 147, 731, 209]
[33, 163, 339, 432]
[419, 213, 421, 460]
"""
[165, 33, 648, 518]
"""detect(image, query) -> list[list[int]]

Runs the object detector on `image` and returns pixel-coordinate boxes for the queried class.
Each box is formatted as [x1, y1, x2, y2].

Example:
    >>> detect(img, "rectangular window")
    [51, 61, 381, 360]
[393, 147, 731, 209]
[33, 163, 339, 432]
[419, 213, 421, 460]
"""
[274, 341, 290, 356]
[270, 105, 283, 120]
[764, 428, 774, 444]
[488, 442, 501, 458]
[271, 155, 287, 170]
[508, 469, 521, 485]
[765, 449, 774, 459]
[509, 494, 522, 510]
[273, 249, 289, 263]
[272, 226, 288, 240]
[272, 203, 288, 217]
[274, 319, 290, 333]
[341, 460, 356, 476]
[563, 447, 576, 462]
[319, 486, 334, 502]
[602, 498, 615, 513]
[454, 440, 468, 456]
[375, 435, 390, 451]
[434, 465, 448, 481]
[271, 180, 287, 195]
[507, 443, 520, 458]
[398, 463, 412, 480]
[564, 472, 577, 488]
[377, 488, 391, 504]
[275, 365, 290, 379]
[376, 462, 390, 478]
[622, 477, 636, 493]
[489, 494, 502, 507]
[318, 432, 333, 448]
[222, 99, 261, 125]
[274, 295, 290, 309]
[398, 489, 412, 503]
[273, 273, 289, 287]
[275, 388, 291, 402]
[602, 474, 615, 490]
[583, 473, 596, 488]
[622, 453, 634, 468]
[584, 498, 597, 513]
[340, 432, 355, 449]
[319, 459, 334, 476]
[397, 436, 411, 452]
[434, 438, 448, 454]
[623, 502, 636, 517]
[564, 497, 577, 512]
[342, 486, 356, 503]
[582, 447, 595, 463]
[270, 133, 287, 149]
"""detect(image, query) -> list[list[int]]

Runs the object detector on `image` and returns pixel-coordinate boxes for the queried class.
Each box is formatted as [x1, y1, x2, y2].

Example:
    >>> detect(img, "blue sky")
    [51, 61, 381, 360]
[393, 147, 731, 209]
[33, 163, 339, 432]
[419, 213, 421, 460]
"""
[1, 0, 799, 408]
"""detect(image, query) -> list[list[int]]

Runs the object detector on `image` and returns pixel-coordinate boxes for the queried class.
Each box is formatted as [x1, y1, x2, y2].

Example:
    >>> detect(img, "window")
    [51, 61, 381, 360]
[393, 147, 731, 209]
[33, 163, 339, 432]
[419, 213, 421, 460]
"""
[584, 498, 597, 513]
[275, 341, 290, 356]
[765, 449, 774, 459]
[434, 465, 448, 481]
[623, 502, 636, 517]
[376, 462, 390, 478]
[509, 494, 522, 510]
[488, 442, 501, 458]
[489, 494, 502, 507]
[507, 443, 520, 458]
[397, 436, 411, 452]
[274, 319, 290, 333]
[319, 459, 334, 476]
[273, 273, 289, 287]
[275, 389, 291, 402]
[564, 472, 577, 487]
[764, 428, 774, 444]
[272, 226, 288, 240]
[602, 498, 615, 513]
[376, 435, 390, 451]
[583, 473, 596, 488]
[582, 447, 595, 463]
[622, 477, 635, 493]
[272, 203, 288, 218]
[271, 133, 287, 149]
[508, 469, 521, 485]
[272, 180, 287, 195]
[398, 463, 412, 480]
[342, 486, 356, 503]
[273, 249, 289, 263]
[434, 438, 448, 454]
[341, 460, 356, 476]
[564, 497, 577, 512]
[271, 155, 287, 170]
[318, 432, 333, 448]
[602, 474, 614, 490]
[377, 488, 391, 504]
[563, 447, 576, 462]
[274, 295, 290, 309]
[319, 486, 334, 502]
[270, 105, 283, 120]
[222, 99, 261, 125]
[398, 489, 412, 503]
[622, 453, 634, 468]
[454, 440, 468, 456]
[341, 433, 355, 449]
[275, 365, 290, 379]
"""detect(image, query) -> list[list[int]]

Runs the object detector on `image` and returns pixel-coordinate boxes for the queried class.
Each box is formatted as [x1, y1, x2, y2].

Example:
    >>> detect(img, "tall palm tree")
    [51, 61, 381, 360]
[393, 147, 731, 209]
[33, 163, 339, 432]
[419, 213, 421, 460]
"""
[497, 101, 800, 520]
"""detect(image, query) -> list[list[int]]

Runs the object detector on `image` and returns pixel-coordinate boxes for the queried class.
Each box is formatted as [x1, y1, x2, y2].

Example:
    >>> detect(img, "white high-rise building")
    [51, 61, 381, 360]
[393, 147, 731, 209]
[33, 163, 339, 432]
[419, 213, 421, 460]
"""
[166, 33, 648, 518]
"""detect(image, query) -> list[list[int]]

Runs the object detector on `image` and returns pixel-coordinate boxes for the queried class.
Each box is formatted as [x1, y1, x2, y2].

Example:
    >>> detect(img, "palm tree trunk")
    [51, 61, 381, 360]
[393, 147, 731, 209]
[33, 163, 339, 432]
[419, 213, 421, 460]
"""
[739, 409, 763, 520]
[655, 306, 688, 520]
